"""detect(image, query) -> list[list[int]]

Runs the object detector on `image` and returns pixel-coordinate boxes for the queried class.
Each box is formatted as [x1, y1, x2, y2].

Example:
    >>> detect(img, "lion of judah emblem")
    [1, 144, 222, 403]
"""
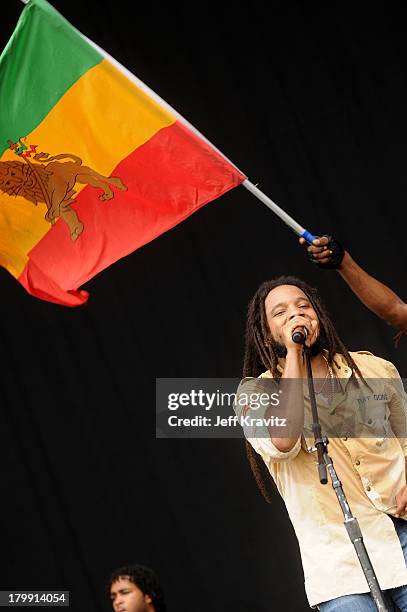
[0, 150, 127, 240]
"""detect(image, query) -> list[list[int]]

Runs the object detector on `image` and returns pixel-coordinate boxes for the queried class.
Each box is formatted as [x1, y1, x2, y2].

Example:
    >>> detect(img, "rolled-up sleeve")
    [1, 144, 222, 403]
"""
[253, 436, 302, 463]
[234, 376, 301, 463]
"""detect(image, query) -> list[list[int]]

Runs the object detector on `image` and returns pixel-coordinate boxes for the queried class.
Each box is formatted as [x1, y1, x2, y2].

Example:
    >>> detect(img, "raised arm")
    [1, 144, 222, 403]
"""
[299, 236, 407, 333]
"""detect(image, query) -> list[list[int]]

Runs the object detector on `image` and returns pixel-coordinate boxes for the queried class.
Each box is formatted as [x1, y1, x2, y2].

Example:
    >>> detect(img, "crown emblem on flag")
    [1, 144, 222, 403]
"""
[7, 138, 38, 158]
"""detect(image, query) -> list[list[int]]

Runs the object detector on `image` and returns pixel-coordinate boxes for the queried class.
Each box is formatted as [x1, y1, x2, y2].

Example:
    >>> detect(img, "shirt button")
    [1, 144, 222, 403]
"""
[366, 486, 371, 491]
[355, 460, 360, 466]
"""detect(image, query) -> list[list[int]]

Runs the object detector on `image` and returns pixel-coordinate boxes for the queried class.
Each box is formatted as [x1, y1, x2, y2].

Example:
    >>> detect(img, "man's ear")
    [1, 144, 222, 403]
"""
[145, 594, 153, 605]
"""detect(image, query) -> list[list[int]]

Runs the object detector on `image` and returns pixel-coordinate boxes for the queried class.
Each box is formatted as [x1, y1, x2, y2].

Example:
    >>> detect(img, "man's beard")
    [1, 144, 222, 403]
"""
[271, 330, 327, 358]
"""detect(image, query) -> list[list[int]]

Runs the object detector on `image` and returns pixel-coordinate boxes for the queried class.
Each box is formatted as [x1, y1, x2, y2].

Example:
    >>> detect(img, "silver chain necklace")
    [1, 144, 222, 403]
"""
[315, 355, 335, 404]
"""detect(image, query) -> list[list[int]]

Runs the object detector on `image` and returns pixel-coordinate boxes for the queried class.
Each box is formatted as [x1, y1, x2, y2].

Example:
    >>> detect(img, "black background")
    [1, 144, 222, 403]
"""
[1, 2, 407, 610]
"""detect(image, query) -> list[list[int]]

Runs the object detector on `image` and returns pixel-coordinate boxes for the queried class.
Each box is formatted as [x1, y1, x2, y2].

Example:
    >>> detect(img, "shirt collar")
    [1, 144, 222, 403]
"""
[275, 352, 352, 375]
[273, 352, 355, 413]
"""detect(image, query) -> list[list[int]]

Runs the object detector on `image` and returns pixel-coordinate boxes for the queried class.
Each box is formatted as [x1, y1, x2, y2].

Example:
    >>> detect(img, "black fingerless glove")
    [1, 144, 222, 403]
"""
[309, 235, 345, 270]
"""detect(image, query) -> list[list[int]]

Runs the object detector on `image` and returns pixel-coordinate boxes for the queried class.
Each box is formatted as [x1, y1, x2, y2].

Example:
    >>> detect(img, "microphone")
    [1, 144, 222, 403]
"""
[292, 326, 308, 344]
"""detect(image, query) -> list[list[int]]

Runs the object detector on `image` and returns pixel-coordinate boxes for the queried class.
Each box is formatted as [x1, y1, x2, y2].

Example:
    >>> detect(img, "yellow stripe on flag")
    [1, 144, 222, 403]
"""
[0, 58, 175, 277]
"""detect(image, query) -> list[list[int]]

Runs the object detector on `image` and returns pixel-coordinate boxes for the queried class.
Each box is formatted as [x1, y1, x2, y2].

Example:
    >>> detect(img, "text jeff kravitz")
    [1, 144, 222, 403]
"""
[167, 415, 287, 427]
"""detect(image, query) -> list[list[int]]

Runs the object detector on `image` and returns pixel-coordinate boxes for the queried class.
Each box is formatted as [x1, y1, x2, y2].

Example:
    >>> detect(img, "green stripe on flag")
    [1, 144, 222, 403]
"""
[0, 0, 102, 157]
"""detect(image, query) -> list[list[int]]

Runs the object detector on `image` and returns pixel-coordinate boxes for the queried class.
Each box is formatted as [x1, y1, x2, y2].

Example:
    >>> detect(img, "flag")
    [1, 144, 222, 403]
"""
[0, 0, 245, 306]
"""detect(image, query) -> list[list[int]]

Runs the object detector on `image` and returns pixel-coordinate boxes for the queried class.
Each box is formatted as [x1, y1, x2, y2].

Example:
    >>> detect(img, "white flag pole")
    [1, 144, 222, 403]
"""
[241, 180, 316, 243]
[18, 0, 317, 244]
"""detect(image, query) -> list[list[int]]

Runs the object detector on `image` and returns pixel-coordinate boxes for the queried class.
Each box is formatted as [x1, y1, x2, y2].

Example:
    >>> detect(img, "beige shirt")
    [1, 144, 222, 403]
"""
[235, 351, 407, 607]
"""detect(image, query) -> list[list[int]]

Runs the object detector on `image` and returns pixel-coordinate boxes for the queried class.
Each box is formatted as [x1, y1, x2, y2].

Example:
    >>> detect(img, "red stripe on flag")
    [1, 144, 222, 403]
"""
[18, 121, 245, 305]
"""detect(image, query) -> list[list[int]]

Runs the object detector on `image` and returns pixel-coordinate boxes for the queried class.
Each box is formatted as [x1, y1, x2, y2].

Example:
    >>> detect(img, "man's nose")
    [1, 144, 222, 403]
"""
[288, 307, 305, 320]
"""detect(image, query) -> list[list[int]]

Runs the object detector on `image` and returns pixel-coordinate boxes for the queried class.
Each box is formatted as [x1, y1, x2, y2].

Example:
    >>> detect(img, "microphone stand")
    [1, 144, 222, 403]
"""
[300, 339, 390, 612]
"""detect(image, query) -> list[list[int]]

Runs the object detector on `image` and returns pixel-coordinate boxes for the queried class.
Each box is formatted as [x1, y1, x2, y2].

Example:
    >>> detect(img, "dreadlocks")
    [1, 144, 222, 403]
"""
[243, 275, 363, 503]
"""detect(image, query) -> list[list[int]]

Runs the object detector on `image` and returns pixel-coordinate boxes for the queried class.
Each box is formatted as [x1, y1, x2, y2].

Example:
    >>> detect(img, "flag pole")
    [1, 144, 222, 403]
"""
[242, 180, 316, 243]
[18, 0, 317, 244]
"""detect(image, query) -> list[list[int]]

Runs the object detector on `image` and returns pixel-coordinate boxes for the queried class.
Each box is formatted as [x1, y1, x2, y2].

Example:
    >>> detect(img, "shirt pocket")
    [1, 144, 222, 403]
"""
[356, 399, 391, 438]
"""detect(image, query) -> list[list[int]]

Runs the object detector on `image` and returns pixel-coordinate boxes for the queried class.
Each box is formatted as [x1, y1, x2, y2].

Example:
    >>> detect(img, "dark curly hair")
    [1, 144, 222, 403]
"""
[109, 564, 166, 612]
[243, 275, 363, 503]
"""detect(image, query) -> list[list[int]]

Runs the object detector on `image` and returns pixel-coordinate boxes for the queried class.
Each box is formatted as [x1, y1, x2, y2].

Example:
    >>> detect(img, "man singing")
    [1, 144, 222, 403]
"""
[235, 276, 407, 610]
